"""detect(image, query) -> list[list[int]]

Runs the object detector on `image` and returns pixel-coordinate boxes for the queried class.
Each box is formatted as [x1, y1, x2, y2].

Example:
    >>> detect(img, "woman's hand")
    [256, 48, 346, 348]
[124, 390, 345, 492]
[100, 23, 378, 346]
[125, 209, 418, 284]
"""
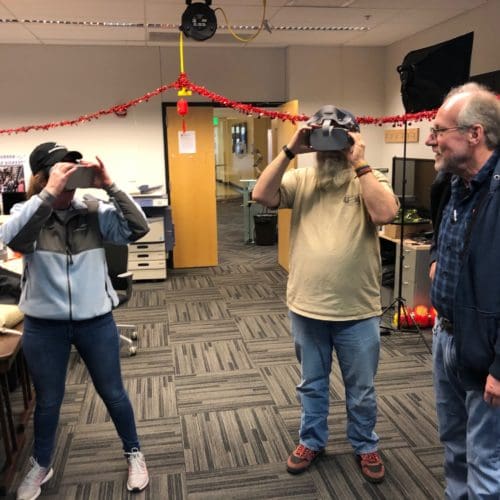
[45, 162, 78, 196]
[79, 156, 113, 189]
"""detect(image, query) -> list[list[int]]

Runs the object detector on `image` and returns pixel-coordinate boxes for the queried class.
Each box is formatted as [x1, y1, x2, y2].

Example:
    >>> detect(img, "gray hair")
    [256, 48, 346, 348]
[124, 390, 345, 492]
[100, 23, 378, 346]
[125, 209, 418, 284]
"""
[445, 82, 500, 149]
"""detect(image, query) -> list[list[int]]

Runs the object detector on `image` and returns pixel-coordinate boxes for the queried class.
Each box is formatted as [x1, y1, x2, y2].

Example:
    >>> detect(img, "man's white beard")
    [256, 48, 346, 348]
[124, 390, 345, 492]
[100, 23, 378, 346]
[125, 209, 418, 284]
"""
[315, 152, 351, 191]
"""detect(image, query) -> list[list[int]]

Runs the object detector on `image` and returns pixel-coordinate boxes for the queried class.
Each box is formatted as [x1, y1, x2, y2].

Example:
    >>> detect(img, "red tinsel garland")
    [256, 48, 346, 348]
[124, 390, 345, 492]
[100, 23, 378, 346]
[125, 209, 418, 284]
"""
[1, 72, 497, 135]
[0, 81, 177, 135]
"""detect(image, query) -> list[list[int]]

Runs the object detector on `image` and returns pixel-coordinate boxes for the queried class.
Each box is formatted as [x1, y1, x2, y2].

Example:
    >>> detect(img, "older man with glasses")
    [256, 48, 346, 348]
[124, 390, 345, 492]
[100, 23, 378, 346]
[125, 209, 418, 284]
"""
[425, 82, 500, 499]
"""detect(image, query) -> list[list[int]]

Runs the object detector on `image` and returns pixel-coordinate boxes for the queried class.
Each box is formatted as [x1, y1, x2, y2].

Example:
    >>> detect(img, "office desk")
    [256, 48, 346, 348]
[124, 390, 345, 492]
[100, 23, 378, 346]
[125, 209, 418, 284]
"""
[0, 321, 34, 495]
[0, 250, 34, 491]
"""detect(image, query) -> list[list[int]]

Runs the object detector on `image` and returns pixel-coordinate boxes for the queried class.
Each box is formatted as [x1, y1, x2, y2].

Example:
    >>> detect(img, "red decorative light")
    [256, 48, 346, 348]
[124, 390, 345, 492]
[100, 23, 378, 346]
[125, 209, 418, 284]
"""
[177, 98, 188, 116]
[412, 305, 429, 327]
[177, 98, 188, 133]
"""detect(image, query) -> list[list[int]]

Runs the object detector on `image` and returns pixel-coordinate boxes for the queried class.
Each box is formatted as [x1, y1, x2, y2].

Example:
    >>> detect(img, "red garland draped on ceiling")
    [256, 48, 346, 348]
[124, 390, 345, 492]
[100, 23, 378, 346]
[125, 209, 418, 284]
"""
[1, 72, 497, 135]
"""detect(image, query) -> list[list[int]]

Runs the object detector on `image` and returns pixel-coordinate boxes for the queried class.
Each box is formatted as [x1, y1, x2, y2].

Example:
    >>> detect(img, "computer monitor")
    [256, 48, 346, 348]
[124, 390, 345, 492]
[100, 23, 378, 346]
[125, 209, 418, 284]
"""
[391, 157, 437, 219]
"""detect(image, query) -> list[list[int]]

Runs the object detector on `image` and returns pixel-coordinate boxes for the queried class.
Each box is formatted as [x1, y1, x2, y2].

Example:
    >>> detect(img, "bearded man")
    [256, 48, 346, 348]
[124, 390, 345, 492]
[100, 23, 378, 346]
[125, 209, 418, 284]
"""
[252, 106, 399, 482]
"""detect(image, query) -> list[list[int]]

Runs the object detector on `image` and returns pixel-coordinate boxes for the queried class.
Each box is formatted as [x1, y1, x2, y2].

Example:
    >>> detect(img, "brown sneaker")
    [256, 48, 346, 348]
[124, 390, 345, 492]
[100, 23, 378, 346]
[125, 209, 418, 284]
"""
[356, 451, 385, 483]
[286, 444, 324, 474]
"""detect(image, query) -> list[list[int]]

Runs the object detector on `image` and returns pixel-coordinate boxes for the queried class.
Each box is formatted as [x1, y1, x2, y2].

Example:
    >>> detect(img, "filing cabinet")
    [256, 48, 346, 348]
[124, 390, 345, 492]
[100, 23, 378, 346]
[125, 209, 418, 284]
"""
[393, 241, 431, 308]
[128, 217, 167, 281]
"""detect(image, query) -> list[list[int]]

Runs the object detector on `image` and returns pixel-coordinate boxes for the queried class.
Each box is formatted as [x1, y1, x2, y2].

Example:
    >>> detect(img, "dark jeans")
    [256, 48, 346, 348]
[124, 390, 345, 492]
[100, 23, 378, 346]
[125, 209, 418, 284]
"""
[23, 312, 140, 467]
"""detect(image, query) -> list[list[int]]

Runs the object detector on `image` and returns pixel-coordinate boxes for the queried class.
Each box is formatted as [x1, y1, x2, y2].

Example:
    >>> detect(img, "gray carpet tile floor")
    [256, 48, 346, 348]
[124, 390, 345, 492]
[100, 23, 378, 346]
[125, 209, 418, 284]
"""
[7, 197, 444, 499]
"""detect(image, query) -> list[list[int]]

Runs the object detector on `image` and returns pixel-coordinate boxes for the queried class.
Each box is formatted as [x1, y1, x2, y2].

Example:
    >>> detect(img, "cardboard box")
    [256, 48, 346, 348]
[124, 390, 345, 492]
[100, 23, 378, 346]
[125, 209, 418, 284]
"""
[383, 222, 432, 240]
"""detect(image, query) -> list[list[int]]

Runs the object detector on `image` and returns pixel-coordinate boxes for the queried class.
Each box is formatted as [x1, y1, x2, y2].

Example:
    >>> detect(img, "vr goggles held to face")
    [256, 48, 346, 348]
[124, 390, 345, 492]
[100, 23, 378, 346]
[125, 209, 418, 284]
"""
[64, 166, 95, 190]
[306, 105, 360, 151]
[49, 163, 95, 191]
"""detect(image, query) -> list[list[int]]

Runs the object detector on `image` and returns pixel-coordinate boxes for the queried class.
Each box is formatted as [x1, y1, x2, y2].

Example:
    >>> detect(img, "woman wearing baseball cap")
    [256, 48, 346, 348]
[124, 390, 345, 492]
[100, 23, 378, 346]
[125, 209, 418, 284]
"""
[0, 142, 151, 499]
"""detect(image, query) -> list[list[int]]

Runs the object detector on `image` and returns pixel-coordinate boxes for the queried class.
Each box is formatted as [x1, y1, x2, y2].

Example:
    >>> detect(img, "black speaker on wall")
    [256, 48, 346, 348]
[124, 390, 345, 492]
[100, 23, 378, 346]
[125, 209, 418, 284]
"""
[397, 32, 474, 113]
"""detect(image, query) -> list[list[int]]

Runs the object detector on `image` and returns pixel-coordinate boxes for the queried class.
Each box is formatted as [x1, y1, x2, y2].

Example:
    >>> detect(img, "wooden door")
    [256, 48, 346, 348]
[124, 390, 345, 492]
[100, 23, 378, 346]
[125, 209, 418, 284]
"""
[272, 100, 298, 271]
[166, 106, 218, 268]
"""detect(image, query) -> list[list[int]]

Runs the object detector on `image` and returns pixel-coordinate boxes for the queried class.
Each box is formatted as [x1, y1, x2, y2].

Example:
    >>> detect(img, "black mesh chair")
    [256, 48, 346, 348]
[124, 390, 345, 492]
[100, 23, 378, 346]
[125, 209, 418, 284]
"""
[104, 243, 138, 356]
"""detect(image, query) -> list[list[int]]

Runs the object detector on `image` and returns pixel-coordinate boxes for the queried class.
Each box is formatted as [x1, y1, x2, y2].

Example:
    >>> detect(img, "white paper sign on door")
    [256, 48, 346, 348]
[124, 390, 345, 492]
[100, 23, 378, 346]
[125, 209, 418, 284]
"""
[178, 131, 196, 154]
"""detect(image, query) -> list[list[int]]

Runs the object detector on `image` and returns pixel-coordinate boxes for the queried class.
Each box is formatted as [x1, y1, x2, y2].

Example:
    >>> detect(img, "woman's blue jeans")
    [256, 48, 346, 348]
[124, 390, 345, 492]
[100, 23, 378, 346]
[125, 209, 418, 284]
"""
[290, 311, 381, 454]
[433, 320, 500, 500]
[22, 312, 140, 467]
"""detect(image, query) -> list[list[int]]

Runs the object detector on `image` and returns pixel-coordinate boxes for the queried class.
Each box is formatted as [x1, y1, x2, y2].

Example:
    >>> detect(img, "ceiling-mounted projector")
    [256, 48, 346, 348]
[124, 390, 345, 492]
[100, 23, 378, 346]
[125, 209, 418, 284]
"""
[181, 0, 217, 41]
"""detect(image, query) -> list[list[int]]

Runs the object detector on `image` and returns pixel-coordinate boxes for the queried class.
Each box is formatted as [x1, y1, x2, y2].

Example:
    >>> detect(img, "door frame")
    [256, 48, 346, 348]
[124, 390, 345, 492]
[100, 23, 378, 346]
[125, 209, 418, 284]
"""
[161, 101, 284, 268]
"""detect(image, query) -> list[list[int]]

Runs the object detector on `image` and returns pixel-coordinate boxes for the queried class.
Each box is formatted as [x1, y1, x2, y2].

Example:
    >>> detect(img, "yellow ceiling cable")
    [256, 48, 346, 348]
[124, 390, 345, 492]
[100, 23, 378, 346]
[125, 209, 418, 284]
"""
[178, 31, 192, 96]
[214, 0, 267, 43]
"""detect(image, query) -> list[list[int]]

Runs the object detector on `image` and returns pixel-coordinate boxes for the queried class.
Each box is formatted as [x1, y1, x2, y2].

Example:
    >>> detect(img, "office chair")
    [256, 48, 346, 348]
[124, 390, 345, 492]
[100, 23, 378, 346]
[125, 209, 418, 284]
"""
[104, 243, 138, 356]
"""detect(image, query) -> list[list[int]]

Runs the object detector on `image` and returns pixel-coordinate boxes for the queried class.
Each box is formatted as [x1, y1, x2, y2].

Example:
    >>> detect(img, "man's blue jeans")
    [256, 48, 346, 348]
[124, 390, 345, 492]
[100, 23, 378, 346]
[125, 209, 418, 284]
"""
[433, 320, 500, 500]
[290, 311, 381, 454]
[22, 312, 140, 467]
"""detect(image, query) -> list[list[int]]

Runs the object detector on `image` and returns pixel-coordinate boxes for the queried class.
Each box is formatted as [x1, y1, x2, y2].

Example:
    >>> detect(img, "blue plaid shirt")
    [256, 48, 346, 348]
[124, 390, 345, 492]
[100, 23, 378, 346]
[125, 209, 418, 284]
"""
[431, 150, 499, 321]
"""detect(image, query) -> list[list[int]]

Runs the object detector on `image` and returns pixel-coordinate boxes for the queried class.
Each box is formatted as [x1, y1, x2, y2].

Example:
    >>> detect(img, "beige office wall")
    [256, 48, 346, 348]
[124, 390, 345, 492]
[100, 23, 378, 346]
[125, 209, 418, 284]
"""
[285, 1, 498, 178]
[0, 44, 286, 194]
[0, 45, 165, 193]
[286, 46, 387, 172]
[382, 0, 500, 170]
[0, 0, 495, 199]
[159, 46, 287, 103]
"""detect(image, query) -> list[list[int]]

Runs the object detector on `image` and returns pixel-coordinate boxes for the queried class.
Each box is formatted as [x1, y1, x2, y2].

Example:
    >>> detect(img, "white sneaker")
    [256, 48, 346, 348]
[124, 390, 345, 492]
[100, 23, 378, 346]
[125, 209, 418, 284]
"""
[17, 457, 54, 500]
[126, 448, 149, 492]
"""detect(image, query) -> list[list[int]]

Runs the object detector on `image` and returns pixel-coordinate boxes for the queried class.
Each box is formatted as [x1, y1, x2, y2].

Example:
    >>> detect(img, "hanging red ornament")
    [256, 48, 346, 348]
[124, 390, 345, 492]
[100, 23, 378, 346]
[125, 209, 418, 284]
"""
[177, 98, 188, 133]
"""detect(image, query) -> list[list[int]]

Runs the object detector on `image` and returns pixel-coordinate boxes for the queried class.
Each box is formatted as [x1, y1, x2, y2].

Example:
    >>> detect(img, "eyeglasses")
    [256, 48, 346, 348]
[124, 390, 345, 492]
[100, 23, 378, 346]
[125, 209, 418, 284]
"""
[429, 126, 467, 137]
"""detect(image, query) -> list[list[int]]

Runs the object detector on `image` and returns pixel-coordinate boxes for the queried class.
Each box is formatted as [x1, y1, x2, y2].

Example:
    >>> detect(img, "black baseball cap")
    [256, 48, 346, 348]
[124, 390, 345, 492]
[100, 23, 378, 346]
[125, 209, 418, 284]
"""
[29, 142, 82, 175]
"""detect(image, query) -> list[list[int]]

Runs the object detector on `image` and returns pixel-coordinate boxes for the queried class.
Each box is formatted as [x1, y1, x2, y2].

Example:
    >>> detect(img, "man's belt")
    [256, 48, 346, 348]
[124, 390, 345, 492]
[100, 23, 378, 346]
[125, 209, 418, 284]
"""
[440, 316, 453, 332]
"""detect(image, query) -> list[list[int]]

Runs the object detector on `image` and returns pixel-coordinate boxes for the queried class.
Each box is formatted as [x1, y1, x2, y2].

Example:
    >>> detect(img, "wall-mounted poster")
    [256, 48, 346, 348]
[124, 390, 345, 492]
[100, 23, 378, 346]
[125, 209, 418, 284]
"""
[0, 155, 26, 193]
[0, 155, 27, 214]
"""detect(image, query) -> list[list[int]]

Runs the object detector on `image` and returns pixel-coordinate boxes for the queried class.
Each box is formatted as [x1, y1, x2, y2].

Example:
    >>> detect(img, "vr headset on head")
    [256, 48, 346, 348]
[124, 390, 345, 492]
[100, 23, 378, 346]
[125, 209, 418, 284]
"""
[306, 105, 360, 151]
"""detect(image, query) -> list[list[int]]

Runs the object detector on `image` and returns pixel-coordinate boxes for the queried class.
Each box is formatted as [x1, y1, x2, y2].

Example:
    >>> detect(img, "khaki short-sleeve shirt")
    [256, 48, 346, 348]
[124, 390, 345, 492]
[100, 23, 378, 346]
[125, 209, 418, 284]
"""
[279, 167, 393, 321]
